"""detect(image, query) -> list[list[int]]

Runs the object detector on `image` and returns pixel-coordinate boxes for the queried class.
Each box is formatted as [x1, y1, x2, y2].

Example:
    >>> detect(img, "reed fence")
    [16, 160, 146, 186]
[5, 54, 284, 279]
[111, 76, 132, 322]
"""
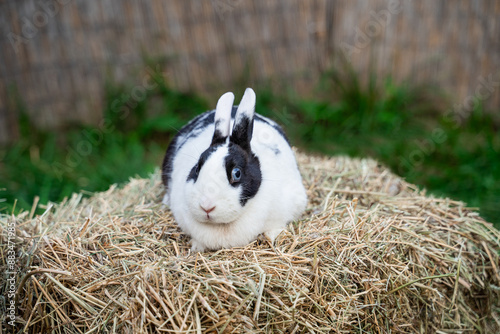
[0, 0, 498, 143]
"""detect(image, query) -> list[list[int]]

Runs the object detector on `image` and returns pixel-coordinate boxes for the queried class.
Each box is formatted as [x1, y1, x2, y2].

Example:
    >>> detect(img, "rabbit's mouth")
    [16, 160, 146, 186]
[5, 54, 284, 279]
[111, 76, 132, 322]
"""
[193, 206, 240, 225]
[199, 215, 236, 226]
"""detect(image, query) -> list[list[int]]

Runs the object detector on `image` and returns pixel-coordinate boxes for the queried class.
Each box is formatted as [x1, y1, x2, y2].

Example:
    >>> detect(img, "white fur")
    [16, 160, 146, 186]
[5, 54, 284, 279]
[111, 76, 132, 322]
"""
[234, 87, 255, 124]
[166, 88, 307, 251]
[214, 92, 234, 137]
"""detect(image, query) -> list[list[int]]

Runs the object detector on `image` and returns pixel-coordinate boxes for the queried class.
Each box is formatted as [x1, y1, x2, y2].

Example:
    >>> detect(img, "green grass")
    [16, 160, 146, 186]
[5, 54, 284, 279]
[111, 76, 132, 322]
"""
[1, 65, 499, 228]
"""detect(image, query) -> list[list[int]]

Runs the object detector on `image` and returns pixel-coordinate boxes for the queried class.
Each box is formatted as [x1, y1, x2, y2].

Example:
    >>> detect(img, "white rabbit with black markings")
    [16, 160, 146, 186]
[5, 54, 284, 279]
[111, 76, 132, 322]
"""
[162, 88, 306, 252]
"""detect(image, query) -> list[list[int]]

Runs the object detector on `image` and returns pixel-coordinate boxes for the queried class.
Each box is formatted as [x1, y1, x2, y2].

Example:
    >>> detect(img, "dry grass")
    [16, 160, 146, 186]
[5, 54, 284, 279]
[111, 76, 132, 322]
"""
[1, 152, 499, 333]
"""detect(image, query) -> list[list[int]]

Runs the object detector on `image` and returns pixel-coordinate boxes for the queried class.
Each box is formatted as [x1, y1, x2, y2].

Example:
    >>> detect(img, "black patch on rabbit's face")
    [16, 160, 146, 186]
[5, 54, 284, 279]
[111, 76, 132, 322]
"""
[186, 145, 219, 183]
[224, 143, 261, 206]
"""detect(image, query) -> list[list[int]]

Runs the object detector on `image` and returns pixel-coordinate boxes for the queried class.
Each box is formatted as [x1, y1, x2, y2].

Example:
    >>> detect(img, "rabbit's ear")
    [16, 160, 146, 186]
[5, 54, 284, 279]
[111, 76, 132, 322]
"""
[211, 92, 234, 146]
[230, 88, 256, 151]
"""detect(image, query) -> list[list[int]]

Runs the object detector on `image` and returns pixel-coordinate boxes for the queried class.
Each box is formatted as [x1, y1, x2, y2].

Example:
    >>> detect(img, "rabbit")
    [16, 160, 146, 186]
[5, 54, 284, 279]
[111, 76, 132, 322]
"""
[161, 88, 307, 252]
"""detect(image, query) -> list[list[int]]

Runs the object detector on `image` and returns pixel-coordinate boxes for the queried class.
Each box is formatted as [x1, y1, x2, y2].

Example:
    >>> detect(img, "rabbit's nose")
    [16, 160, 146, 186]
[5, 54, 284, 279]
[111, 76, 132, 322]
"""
[200, 205, 216, 214]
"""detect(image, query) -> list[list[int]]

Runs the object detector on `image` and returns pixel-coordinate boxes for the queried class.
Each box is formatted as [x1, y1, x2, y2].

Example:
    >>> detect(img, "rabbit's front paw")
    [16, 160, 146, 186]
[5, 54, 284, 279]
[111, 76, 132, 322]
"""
[264, 228, 283, 245]
[190, 239, 206, 253]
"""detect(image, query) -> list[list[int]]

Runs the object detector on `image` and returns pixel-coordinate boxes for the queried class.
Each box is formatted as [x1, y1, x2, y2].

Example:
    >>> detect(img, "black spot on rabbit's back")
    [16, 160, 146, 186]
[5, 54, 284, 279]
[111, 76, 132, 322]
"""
[266, 145, 281, 155]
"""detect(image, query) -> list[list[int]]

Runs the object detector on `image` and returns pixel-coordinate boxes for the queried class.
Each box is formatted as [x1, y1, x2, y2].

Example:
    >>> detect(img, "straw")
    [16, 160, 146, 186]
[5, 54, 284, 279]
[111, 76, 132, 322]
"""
[1, 152, 499, 333]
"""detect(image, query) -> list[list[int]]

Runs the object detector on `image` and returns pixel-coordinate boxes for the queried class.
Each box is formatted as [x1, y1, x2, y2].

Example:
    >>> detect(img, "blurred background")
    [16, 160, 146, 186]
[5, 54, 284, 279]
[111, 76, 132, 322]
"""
[0, 0, 499, 227]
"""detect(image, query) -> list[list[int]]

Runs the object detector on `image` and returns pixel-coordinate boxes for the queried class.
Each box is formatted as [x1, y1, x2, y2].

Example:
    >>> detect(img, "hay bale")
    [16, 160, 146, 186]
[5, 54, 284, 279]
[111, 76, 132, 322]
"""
[2, 153, 499, 333]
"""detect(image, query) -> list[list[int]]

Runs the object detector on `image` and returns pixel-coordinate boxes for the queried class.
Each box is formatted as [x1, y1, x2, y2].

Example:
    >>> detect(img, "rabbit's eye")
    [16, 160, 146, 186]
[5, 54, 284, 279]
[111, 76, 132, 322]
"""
[231, 167, 242, 183]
